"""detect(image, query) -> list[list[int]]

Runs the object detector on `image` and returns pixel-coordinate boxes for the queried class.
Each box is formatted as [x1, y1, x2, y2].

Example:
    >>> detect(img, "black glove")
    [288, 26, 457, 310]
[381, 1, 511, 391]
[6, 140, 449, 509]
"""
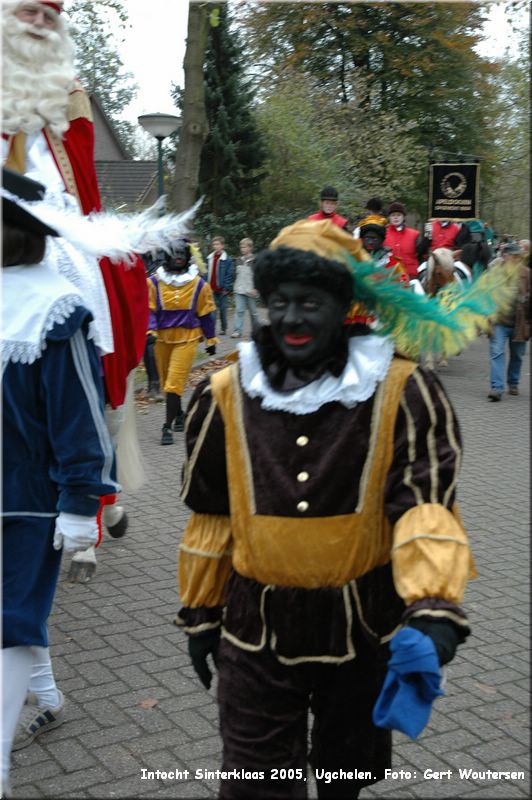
[205, 344, 216, 356]
[407, 618, 463, 666]
[146, 333, 156, 346]
[188, 630, 220, 689]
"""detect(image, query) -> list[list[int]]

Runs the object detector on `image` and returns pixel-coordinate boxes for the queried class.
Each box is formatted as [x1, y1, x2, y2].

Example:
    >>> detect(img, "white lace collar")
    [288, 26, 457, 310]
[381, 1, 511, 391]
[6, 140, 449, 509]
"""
[2, 261, 85, 365]
[156, 264, 198, 286]
[238, 335, 395, 414]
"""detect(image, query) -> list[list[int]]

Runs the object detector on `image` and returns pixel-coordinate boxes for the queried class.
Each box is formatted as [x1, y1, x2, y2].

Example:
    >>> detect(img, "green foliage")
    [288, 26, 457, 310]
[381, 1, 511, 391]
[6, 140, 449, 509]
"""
[192, 209, 310, 255]
[237, 1, 500, 217]
[65, 0, 137, 120]
[253, 73, 358, 216]
[199, 4, 266, 216]
[482, 26, 530, 237]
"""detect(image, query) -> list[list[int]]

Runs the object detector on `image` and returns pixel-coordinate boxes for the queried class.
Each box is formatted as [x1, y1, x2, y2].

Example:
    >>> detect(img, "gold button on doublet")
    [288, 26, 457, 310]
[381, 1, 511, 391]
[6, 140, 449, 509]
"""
[296, 436, 309, 446]
[297, 501, 309, 512]
[297, 471, 309, 482]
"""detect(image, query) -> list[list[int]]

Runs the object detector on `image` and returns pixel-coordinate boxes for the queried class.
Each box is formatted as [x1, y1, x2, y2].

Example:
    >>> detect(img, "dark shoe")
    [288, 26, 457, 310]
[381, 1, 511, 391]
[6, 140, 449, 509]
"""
[508, 386, 519, 396]
[106, 511, 128, 539]
[161, 425, 174, 445]
[172, 412, 185, 432]
[487, 390, 502, 402]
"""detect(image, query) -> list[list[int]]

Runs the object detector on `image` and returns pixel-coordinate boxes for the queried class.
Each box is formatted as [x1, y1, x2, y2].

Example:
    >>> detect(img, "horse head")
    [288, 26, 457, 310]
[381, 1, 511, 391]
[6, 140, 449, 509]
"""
[427, 247, 457, 295]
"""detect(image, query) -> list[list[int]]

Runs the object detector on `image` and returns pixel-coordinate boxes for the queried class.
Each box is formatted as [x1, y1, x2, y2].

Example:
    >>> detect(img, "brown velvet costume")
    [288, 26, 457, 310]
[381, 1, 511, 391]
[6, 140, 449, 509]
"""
[177, 347, 475, 798]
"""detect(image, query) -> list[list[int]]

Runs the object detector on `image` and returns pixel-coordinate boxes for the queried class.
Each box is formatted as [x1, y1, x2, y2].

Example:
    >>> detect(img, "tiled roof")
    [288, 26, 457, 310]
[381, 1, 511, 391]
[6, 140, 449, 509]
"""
[95, 161, 158, 211]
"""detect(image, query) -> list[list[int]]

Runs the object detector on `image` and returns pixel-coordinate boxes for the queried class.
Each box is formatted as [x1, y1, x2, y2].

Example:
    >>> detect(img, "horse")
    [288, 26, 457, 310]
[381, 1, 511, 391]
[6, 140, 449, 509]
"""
[419, 247, 472, 369]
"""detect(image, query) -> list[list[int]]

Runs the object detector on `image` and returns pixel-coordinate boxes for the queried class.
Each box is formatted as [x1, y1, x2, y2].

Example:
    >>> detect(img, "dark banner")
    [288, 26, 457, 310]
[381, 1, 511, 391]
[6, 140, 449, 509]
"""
[428, 163, 480, 220]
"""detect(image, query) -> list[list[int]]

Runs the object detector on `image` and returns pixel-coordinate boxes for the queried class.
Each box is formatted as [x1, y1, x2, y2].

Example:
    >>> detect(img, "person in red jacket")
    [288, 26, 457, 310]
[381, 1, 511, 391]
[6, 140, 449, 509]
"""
[308, 185, 348, 229]
[383, 201, 422, 279]
[417, 219, 471, 264]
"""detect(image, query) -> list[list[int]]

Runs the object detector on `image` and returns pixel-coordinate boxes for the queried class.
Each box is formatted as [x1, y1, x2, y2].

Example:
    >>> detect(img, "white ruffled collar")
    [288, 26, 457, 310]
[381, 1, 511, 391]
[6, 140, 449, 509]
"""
[156, 264, 198, 286]
[2, 261, 85, 365]
[238, 335, 395, 414]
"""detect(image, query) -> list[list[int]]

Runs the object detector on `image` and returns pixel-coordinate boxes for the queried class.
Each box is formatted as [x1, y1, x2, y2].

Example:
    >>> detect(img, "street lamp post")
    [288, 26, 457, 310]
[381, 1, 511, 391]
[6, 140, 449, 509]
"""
[137, 113, 181, 199]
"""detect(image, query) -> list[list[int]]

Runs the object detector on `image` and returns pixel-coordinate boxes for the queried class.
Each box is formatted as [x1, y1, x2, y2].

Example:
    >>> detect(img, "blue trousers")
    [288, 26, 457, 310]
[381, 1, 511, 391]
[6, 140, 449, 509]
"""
[213, 292, 228, 333]
[489, 325, 527, 392]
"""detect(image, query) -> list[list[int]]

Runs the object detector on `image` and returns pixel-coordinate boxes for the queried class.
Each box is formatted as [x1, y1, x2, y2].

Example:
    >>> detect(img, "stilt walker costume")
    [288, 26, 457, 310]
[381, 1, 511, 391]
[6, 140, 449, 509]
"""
[176, 219, 521, 799]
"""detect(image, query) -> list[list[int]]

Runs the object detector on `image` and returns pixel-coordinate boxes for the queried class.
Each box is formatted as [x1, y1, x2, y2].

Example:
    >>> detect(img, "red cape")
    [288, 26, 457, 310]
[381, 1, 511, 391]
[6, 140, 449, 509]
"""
[47, 112, 148, 408]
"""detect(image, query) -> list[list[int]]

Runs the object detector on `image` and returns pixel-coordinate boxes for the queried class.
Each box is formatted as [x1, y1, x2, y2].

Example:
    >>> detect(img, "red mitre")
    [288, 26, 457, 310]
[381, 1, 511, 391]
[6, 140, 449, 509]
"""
[39, 1, 64, 13]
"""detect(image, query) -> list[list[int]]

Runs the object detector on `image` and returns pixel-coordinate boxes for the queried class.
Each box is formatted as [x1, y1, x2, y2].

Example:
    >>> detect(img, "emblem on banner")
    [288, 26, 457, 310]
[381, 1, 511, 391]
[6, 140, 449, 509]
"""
[441, 172, 467, 199]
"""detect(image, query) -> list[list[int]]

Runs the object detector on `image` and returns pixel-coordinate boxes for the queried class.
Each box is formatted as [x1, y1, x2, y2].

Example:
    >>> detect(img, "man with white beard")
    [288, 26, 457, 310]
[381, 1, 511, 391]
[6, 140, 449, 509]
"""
[2, 0, 148, 754]
[2, 0, 148, 565]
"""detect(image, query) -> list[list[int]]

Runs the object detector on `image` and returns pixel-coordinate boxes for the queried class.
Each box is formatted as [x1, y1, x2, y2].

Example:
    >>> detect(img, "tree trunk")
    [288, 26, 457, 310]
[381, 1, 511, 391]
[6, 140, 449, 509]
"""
[171, 2, 211, 212]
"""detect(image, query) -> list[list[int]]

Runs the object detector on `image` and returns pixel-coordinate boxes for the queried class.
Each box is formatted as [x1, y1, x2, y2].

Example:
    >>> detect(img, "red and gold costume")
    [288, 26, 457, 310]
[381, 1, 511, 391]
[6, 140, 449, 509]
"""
[3, 84, 148, 409]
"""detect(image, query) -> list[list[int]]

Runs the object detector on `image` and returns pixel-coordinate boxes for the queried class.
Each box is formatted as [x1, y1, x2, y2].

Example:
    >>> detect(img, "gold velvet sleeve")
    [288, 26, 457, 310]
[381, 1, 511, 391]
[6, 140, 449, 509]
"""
[197, 282, 216, 316]
[178, 512, 233, 609]
[391, 502, 477, 606]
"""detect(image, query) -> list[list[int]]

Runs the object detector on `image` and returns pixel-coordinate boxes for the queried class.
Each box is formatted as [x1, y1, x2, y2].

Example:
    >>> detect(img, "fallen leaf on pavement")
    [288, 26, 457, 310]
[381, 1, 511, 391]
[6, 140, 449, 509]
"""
[140, 698, 159, 709]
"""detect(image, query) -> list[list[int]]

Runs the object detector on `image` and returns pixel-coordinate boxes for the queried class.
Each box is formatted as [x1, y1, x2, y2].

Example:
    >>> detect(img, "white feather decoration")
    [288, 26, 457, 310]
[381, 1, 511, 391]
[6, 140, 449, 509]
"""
[2, 188, 203, 263]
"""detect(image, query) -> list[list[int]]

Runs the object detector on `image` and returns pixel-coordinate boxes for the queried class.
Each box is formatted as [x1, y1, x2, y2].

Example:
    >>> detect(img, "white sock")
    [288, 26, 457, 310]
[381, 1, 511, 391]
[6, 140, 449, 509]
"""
[1, 646, 33, 785]
[28, 646, 60, 708]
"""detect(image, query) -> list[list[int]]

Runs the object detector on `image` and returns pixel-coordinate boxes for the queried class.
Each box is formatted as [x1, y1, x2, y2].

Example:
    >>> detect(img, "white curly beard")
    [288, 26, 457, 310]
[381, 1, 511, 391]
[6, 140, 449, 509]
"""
[2, 9, 77, 138]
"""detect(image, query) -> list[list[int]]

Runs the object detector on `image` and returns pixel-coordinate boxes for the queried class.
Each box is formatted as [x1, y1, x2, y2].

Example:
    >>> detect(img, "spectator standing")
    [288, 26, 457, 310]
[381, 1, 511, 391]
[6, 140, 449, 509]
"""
[383, 201, 423, 279]
[308, 185, 348, 229]
[231, 238, 259, 338]
[207, 236, 233, 335]
[487, 244, 530, 401]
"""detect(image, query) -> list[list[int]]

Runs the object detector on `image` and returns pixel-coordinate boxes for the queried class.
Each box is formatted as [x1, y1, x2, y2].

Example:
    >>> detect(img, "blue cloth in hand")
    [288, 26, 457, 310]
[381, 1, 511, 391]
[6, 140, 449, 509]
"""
[372, 627, 444, 739]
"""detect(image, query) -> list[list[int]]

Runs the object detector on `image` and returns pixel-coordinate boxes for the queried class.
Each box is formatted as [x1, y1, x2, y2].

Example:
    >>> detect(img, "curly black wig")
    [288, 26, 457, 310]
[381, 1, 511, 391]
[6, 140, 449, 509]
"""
[253, 246, 354, 304]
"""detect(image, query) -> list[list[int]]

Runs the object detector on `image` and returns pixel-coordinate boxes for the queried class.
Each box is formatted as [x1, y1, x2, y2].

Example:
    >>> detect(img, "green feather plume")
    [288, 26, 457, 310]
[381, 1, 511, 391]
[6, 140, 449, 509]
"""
[345, 257, 521, 359]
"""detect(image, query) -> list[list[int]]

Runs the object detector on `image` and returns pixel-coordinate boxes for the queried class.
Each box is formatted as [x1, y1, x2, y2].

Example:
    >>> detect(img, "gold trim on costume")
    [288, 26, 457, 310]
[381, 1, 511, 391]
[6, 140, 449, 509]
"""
[435, 383, 462, 507]
[45, 127, 81, 209]
[412, 370, 439, 504]
[349, 580, 402, 645]
[355, 378, 385, 513]
[392, 533, 470, 552]
[179, 544, 232, 559]
[231, 364, 257, 515]
[221, 585, 271, 652]
[181, 396, 218, 500]
[183, 621, 221, 635]
[399, 388, 425, 505]
[269, 586, 357, 664]
[407, 609, 470, 628]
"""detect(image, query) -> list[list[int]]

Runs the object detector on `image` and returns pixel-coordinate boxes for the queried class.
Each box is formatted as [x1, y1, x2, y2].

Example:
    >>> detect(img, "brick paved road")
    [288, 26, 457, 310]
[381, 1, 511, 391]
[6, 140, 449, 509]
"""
[10, 318, 530, 799]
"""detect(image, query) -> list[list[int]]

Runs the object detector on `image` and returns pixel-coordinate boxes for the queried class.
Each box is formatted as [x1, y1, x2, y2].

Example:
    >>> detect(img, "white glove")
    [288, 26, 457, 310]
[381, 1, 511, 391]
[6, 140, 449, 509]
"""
[53, 512, 99, 553]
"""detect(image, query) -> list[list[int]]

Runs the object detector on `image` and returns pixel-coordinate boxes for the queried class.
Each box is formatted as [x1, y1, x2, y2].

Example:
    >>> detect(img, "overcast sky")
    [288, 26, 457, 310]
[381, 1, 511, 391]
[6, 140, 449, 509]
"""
[115, 1, 526, 125]
[117, 0, 189, 123]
